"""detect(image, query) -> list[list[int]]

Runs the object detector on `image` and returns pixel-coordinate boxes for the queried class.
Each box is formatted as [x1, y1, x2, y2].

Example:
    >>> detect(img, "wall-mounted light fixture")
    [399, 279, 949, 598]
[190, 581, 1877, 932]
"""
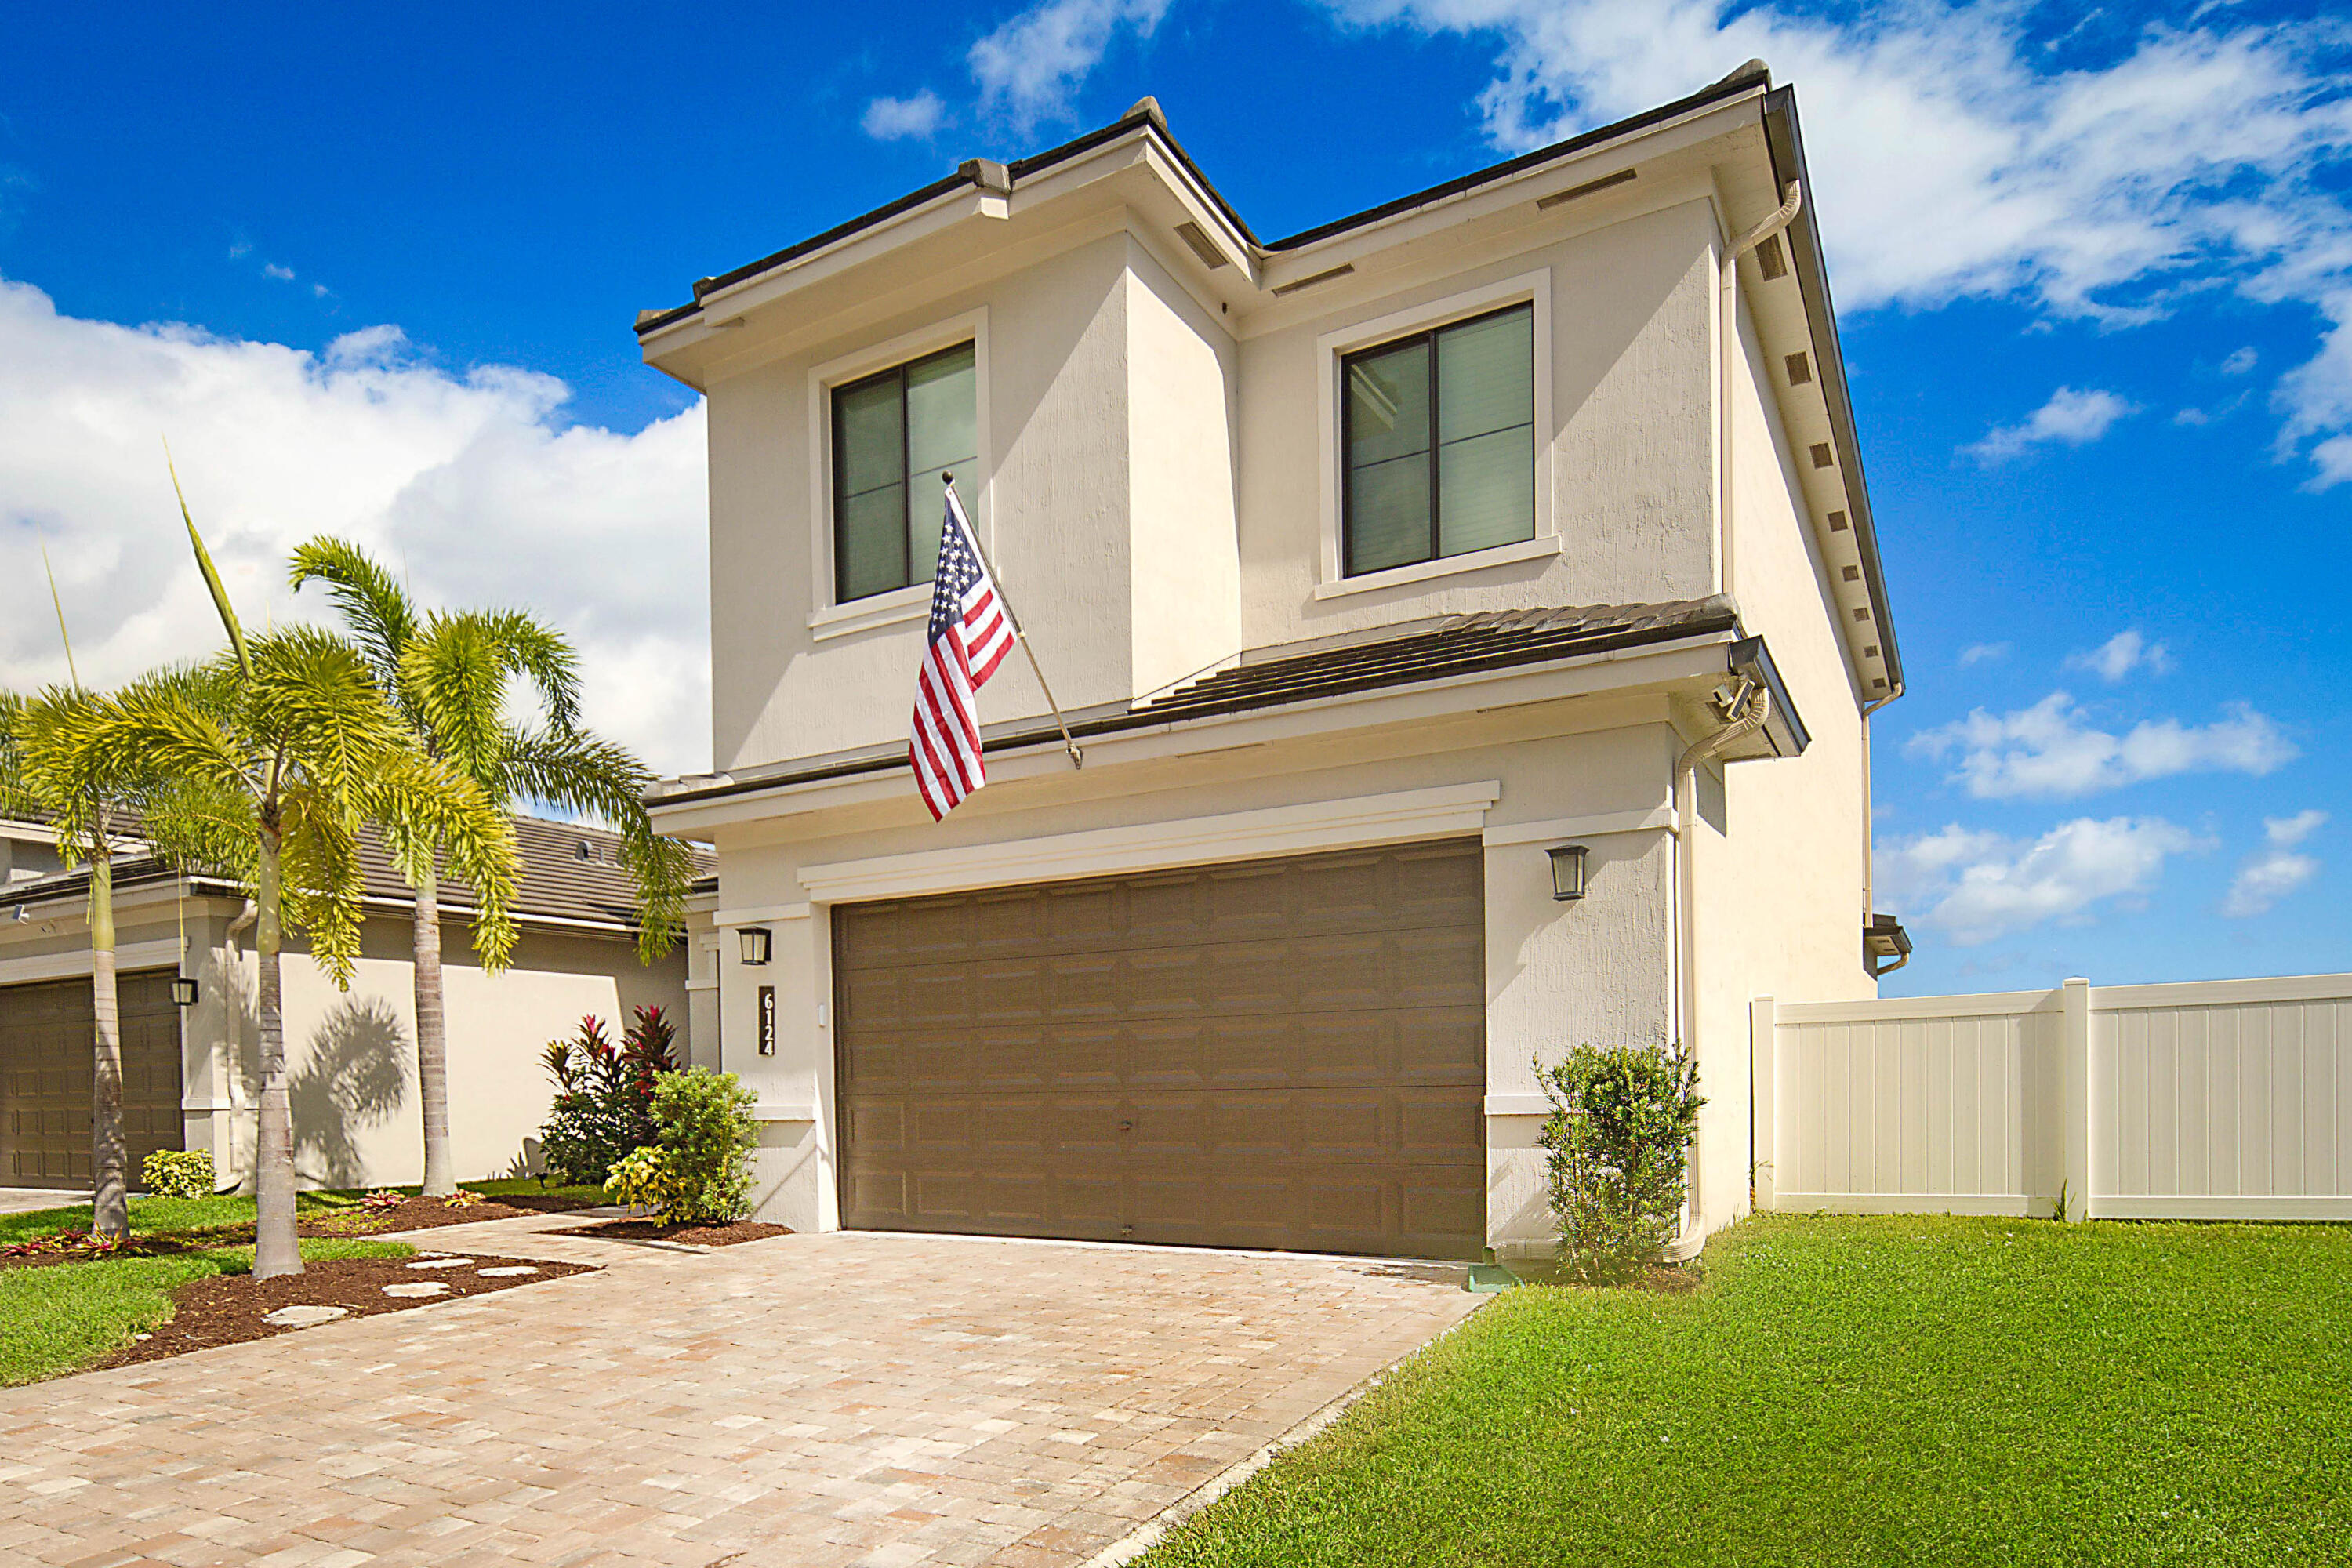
[170, 975, 199, 1007]
[1548, 844, 1589, 902]
[737, 926, 772, 966]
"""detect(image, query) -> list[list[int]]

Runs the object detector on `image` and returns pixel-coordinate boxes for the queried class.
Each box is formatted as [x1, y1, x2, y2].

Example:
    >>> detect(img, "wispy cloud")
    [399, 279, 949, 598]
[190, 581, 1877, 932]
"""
[262, 262, 297, 281]
[1878, 816, 2208, 946]
[1324, 0, 2352, 483]
[2222, 347, 2259, 376]
[1909, 691, 2296, 799]
[1965, 386, 2137, 463]
[2222, 809, 2326, 916]
[0, 274, 710, 776]
[862, 91, 947, 142]
[1958, 641, 2011, 666]
[2067, 629, 2171, 683]
[970, 0, 1169, 127]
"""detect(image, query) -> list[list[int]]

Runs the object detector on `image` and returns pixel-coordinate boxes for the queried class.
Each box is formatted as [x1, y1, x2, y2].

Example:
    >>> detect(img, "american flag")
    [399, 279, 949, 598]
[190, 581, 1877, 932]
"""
[909, 483, 1016, 819]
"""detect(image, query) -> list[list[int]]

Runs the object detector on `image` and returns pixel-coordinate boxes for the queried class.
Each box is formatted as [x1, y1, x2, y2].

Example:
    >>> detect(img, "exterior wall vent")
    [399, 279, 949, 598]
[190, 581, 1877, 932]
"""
[1755, 234, 1788, 280]
[1842, 564, 1860, 582]
[1863, 644, 1880, 658]
[1853, 608, 1871, 622]
[575, 840, 600, 864]
[1828, 510, 1849, 531]
[1784, 351, 1812, 386]
[1809, 443, 1835, 469]
[1172, 220, 1229, 270]
[1272, 263, 1356, 297]
[1871, 677, 1888, 691]
[1535, 167, 1637, 210]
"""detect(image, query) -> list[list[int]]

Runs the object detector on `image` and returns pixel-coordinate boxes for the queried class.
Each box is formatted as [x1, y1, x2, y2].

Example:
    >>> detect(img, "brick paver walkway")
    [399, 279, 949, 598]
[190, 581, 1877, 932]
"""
[0, 1230, 1481, 1567]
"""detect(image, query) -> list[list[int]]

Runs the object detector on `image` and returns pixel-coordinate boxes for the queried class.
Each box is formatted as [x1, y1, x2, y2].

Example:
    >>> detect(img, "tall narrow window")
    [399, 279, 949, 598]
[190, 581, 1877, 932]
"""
[832, 341, 978, 602]
[1341, 303, 1534, 577]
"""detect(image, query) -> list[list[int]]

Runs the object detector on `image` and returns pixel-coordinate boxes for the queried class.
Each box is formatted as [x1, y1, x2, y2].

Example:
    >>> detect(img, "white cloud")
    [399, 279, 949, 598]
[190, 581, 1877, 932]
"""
[1908, 691, 2296, 799]
[1958, 641, 2010, 666]
[2222, 810, 2326, 916]
[262, 262, 296, 282]
[2222, 346, 2259, 376]
[862, 91, 948, 141]
[1878, 816, 2207, 946]
[1324, 1, 2352, 481]
[970, 0, 1170, 126]
[0, 275, 710, 779]
[2066, 628, 2171, 682]
[1965, 386, 2137, 462]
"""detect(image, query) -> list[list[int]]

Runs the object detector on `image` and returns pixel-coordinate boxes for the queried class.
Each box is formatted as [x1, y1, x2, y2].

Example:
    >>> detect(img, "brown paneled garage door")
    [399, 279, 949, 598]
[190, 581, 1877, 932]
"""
[0, 973, 185, 1189]
[833, 838, 1486, 1259]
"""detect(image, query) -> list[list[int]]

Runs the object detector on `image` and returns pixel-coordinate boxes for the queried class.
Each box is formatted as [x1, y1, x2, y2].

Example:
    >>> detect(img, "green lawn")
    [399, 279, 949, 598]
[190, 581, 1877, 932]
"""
[1145, 1214, 2352, 1568]
[0, 1189, 364, 1246]
[0, 1238, 411, 1387]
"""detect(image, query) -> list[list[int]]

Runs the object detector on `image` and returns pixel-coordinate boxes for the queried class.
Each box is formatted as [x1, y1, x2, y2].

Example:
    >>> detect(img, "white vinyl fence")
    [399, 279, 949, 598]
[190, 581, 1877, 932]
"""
[1753, 973, 2352, 1221]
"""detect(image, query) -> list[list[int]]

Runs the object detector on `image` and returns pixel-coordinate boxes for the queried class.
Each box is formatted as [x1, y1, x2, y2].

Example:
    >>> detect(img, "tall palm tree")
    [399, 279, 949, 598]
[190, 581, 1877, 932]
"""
[0, 687, 149, 1238]
[93, 490, 521, 1277]
[289, 539, 691, 1196]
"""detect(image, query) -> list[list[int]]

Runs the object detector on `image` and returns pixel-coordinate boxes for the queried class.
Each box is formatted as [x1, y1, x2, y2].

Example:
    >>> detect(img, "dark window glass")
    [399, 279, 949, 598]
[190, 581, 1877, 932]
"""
[832, 342, 978, 602]
[1341, 303, 1534, 577]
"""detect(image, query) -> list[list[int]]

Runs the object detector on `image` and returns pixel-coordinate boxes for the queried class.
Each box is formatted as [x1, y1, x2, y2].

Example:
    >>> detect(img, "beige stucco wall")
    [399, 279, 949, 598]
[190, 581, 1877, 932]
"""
[703, 701, 1681, 1245]
[0, 892, 687, 1192]
[1233, 195, 1722, 648]
[699, 192, 1730, 775]
[1679, 289, 1877, 1236]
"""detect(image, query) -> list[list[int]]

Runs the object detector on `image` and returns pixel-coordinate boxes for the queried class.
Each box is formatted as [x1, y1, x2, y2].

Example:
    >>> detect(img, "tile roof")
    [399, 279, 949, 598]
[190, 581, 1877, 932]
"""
[1, 816, 710, 935]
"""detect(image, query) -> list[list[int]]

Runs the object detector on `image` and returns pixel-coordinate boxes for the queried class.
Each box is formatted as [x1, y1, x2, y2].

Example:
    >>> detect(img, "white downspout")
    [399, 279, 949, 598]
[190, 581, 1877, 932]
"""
[1716, 180, 1803, 604]
[1671, 677, 1771, 1249]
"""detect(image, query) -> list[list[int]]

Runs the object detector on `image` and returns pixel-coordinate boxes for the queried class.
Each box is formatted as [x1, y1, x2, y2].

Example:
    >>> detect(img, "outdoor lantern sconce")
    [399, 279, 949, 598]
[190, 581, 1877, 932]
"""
[1548, 844, 1589, 902]
[738, 926, 772, 966]
[170, 975, 199, 1007]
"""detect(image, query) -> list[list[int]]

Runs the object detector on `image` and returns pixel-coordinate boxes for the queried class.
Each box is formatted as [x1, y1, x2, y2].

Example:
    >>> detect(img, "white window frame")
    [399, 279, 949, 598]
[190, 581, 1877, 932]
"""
[805, 307, 993, 640]
[1314, 269, 1555, 601]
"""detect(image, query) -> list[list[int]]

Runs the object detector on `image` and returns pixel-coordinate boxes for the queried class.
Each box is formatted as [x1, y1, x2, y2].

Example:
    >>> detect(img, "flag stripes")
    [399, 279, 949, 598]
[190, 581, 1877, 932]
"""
[909, 484, 1014, 818]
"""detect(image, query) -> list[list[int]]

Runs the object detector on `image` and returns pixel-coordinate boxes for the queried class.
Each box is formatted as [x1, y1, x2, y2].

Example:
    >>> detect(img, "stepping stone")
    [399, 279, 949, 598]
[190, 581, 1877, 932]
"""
[263, 1305, 350, 1328]
[405, 1258, 474, 1269]
[477, 1265, 539, 1277]
[382, 1282, 448, 1298]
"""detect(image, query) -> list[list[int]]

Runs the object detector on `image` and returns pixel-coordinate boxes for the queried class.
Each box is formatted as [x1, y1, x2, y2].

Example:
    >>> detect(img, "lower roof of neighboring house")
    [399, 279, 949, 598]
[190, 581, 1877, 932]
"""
[0, 815, 713, 937]
[652, 596, 1798, 810]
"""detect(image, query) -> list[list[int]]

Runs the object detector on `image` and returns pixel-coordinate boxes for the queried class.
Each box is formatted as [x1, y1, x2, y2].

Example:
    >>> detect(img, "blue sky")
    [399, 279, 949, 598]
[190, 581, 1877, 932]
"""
[2, 1, 2347, 995]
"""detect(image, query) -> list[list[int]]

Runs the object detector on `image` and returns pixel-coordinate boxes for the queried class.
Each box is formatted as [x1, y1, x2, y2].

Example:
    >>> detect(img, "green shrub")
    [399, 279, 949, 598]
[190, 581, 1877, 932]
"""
[1536, 1044, 1705, 1283]
[140, 1149, 216, 1201]
[602, 1145, 678, 1215]
[646, 1069, 757, 1224]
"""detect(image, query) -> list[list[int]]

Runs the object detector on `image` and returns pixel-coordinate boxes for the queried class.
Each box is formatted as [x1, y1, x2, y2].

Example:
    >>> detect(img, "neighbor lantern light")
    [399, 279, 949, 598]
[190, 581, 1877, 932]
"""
[738, 926, 773, 966]
[170, 975, 199, 1007]
[1548, 844, 1589, 902]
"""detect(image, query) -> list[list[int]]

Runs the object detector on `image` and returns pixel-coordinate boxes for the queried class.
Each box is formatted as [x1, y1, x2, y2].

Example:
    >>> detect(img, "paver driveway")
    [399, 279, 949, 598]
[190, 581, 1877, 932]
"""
[0, 1229, 1482, 1567]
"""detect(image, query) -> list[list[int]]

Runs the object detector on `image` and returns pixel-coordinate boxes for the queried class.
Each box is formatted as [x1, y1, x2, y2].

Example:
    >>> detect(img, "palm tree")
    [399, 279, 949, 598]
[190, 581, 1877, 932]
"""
[289, 538, 691, 1196]
[93, 487, 521, 1277]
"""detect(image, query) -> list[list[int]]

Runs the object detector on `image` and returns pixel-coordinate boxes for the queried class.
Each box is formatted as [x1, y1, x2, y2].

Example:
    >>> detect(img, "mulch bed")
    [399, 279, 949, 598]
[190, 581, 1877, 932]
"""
[299, 1194, 586, 1236]
[94, 1251, 596, 1371]
[579, 1218, 794, 1247]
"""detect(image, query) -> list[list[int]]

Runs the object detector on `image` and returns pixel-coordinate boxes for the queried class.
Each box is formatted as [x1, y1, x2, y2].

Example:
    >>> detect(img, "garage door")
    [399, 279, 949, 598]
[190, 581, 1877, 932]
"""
[834, 838, 1486, 1259]
[0, 973, 185, 1189]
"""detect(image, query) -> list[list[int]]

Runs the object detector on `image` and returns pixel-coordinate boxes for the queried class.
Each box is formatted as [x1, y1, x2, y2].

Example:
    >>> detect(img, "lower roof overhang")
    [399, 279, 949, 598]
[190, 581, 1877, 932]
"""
[648, 623, 1808, 838]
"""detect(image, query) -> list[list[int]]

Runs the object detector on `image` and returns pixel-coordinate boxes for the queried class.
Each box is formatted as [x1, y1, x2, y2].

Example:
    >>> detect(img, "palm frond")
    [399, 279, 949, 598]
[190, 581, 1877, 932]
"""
[497, 724, 688, 961]
[287, 536, 420, 695]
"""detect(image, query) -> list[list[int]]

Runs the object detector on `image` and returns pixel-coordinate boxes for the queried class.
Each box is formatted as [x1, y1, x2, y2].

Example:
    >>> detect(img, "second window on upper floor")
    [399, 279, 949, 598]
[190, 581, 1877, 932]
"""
[831, 340, 978, 603]
[1341, 302, 1535, 578]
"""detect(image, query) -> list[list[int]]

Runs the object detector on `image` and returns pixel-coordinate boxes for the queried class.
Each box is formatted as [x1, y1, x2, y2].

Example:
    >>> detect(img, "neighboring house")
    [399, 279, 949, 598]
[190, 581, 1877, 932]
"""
[0, 816, 711, 1192]
[639, 63, 1905, 1260]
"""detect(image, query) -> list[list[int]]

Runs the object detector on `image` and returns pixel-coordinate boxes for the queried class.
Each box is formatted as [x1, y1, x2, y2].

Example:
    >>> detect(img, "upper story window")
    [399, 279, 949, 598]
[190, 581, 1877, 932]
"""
[831, 341, 978, 602]
[1341, 303, 1534, 577]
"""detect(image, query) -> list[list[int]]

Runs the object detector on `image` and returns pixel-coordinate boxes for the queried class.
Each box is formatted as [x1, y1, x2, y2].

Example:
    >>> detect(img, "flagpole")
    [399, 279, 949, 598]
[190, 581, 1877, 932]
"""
[944, 474, 1083, 771]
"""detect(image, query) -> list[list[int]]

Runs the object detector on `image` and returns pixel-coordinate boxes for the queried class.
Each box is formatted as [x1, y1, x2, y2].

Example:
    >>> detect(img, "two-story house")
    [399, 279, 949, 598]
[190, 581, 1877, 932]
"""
[640, 62, 1904, 1261]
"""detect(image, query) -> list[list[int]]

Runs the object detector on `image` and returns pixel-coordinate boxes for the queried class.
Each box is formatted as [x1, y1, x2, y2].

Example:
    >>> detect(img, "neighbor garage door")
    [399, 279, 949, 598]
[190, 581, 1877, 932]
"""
[834, 838, 1486, 1259]
[0, 973, 184, 1188]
